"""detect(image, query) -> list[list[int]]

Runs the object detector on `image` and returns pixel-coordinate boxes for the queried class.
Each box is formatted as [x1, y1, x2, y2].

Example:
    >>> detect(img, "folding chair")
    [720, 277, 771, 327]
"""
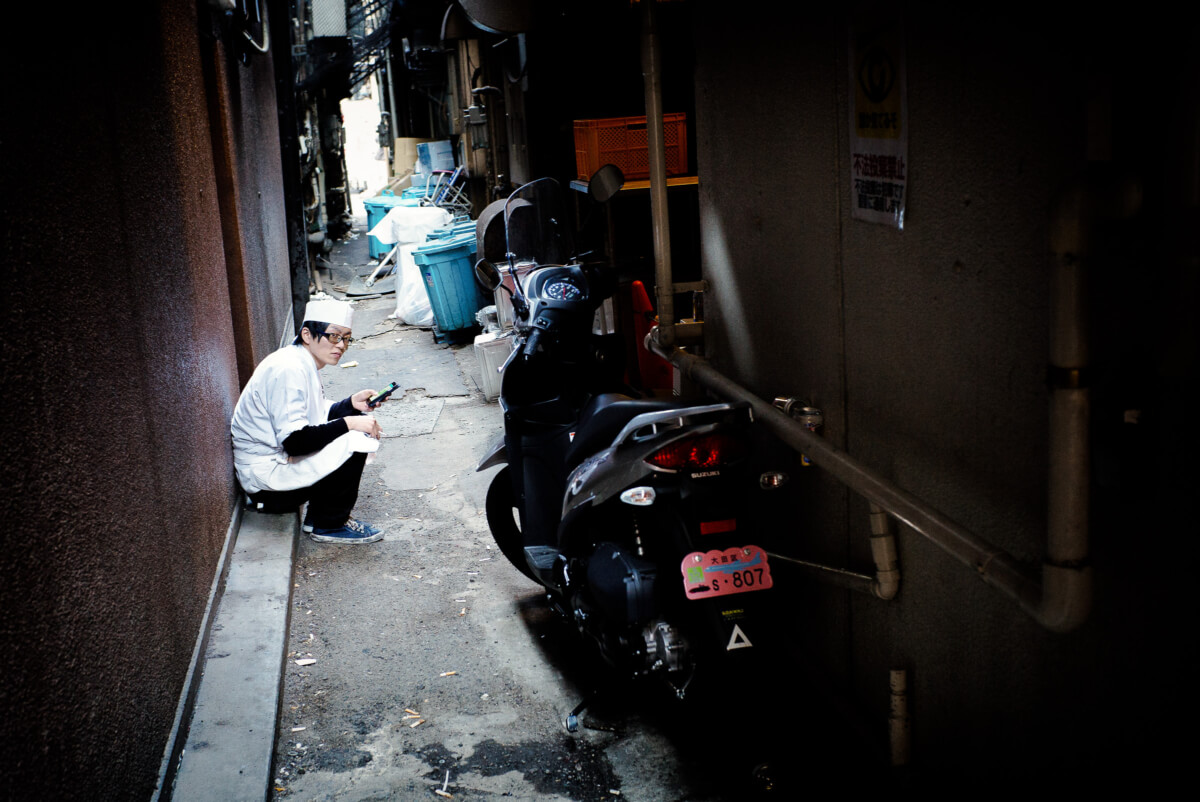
[420, 166, 472, 219]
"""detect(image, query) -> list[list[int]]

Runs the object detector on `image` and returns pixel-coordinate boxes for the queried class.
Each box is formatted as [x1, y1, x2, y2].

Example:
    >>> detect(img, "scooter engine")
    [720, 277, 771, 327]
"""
[642, 621, 688, 673]
[577, 542, 691, 676]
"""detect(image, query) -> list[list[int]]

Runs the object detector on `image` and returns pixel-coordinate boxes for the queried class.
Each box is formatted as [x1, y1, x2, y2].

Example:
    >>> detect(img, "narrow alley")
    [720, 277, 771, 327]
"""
[264, 214, 847, 801]
[5, 4, 1191, 798]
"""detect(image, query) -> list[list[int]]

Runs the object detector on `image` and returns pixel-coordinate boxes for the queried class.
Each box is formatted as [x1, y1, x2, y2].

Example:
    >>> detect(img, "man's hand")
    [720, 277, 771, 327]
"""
[345, 414, 383, 439]
[351, 389, 376, 413]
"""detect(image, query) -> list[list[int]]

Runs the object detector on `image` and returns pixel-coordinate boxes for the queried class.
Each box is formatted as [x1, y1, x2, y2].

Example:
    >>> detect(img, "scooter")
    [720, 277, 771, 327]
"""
[474, 168, 788, 723]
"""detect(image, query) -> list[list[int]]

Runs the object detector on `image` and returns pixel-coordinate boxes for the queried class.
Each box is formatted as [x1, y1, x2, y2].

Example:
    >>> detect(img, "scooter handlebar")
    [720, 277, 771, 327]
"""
[523, 327, 544, 358]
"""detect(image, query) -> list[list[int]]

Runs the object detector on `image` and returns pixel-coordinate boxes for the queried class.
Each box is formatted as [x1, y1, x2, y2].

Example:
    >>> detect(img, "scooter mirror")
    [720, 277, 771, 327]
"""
[474, 259, 503, 293]
[588, 163, 625, 204]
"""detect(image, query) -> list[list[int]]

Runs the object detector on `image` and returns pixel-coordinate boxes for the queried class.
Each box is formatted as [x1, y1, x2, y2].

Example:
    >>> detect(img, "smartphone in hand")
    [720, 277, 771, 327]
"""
[368, 382, 399, 408]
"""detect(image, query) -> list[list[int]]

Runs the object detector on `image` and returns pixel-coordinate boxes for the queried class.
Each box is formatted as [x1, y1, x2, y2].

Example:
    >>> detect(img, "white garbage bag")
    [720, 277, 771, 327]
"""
[368, 205, 453, 327]
[368, 204, 451, 245]
[392, 244, 435, 327]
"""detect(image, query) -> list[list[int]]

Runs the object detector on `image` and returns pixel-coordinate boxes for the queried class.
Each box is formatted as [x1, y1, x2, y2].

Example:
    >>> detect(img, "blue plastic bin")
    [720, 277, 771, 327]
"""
[426, 224, 476, 241]
[412, 237, 487, 332]
[397, 174, 432, 200]
[362, 190, 414, 259]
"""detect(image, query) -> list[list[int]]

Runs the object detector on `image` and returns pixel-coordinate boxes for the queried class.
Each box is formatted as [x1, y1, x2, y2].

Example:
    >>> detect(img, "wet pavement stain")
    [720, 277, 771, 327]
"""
[311, 746, 373, 772]
[410, 738, 621, 801]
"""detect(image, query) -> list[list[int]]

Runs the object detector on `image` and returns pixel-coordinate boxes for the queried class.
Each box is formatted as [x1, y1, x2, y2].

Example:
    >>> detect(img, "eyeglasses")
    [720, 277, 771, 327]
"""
[322, 331, 354, 346]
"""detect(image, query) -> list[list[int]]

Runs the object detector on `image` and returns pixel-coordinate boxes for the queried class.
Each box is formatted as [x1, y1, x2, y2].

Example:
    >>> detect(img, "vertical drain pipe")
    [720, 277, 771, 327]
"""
[641, 0, 676, 342]
[1038, 186, 1095, 631]
[889, 669, 910, 767]
[869, 503, 900, 600]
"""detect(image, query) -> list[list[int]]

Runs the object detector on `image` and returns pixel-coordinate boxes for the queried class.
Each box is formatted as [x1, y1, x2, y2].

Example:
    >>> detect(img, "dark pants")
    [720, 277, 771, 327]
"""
[246, 451, 367, 529]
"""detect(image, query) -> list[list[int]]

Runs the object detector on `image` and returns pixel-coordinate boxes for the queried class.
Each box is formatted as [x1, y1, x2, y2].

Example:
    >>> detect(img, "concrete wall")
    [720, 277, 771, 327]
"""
[692, 4, 1194, 779]
[0, 1, 294, 797]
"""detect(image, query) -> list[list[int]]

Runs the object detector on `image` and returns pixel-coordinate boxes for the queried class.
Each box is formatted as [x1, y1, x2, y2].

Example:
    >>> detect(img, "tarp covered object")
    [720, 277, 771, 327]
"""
[370, 206, 453, 327]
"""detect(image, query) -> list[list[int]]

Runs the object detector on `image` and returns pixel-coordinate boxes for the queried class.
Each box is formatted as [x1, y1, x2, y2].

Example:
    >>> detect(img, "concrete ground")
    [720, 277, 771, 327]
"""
[265, 218, 740, 802]
[262, 210, 883, 800]
[269, 219, 726, 801]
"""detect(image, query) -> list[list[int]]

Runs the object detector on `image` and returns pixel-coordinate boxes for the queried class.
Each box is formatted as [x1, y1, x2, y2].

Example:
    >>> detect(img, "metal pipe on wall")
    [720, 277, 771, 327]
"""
[645, 335, 1046, 618]
[647, 331, 1071, 624]
[644, 168, 1142, 630]
[889, 669, 910, 767]
[765, 500, 899, 599]
[765, 555, 878, 595]
[641, 0, 675, 336]
[869, 503, 900, 600]
[1039, 183, 1098, 632]
[384, 47, 399, 155]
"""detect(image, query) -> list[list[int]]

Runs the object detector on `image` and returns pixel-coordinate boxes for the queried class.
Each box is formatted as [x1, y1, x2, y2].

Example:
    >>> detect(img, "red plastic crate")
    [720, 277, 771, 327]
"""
[573, 113, 688, 181]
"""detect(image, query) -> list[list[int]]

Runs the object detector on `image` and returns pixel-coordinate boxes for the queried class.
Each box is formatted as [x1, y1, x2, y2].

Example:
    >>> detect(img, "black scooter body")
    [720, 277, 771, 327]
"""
[477, 177, 783, 695]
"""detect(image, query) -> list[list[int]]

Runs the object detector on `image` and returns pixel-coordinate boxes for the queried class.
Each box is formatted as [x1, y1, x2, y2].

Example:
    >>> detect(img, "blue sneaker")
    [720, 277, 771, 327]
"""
[307, 518, 384, 544]
[300, 509, 353, 534]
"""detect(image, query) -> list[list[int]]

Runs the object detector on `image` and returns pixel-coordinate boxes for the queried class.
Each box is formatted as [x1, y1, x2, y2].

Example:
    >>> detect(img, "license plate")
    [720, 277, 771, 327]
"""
[680, 545, 774, 599]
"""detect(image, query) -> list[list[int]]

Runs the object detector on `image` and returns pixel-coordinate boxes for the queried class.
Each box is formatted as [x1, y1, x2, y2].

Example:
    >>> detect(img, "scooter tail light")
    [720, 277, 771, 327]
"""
[645, 431, 747, 472]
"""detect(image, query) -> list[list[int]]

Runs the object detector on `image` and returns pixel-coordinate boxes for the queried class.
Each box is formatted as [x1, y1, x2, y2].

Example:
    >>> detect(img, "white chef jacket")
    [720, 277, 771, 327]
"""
[230, 343, 379, 494]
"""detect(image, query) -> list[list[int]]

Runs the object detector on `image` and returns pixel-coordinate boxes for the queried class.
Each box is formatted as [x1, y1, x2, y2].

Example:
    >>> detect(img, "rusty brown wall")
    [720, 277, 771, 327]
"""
[0, 1, 293, 797]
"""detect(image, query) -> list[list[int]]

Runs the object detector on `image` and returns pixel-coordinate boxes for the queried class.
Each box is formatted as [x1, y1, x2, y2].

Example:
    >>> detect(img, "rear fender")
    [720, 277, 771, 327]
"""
[561, 420, 726, 517]
[476, 435, 508, 471]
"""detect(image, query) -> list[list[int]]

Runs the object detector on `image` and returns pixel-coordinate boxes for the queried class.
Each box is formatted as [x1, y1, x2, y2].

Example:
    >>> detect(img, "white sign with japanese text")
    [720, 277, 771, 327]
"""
[849, 19, 908, 229]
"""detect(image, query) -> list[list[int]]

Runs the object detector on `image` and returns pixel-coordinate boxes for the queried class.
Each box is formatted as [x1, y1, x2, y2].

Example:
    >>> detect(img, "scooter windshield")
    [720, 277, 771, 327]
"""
[503, 178, 574, 266]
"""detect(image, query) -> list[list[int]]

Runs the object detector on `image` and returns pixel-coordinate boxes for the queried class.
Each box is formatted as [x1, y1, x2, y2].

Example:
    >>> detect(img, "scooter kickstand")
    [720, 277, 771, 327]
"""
[563, 692, 600, 733]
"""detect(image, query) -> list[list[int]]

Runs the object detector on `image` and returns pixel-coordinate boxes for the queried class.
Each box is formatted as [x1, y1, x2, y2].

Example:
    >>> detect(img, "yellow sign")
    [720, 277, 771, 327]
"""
[854, 32, 903, 139]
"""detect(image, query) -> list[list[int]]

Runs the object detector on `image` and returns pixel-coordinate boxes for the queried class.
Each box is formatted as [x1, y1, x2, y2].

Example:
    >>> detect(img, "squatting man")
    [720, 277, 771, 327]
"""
[230, 299, 388, 543]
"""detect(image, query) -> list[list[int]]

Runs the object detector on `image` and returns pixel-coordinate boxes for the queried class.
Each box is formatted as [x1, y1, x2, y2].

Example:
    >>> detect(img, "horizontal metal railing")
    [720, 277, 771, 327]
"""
[647, 336, 1046, 615]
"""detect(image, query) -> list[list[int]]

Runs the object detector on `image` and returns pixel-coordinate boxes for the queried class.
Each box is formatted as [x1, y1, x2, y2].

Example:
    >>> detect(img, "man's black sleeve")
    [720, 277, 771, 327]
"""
[282, 419, 350, 456]
[280, 398, 363, 456]
[328, 397, 362, 420]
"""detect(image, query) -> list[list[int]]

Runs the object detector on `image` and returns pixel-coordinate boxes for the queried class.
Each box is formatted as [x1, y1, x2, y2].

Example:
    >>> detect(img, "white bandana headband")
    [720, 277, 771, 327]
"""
[302, 299, 353, 328]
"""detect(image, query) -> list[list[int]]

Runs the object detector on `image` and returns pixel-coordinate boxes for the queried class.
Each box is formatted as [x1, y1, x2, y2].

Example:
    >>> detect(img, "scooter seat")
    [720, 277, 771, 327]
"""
[565, 393, 683, 470]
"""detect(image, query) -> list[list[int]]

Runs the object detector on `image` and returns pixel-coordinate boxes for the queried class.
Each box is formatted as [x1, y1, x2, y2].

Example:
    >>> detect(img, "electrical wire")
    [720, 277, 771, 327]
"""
[240, 0, 269, 54]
